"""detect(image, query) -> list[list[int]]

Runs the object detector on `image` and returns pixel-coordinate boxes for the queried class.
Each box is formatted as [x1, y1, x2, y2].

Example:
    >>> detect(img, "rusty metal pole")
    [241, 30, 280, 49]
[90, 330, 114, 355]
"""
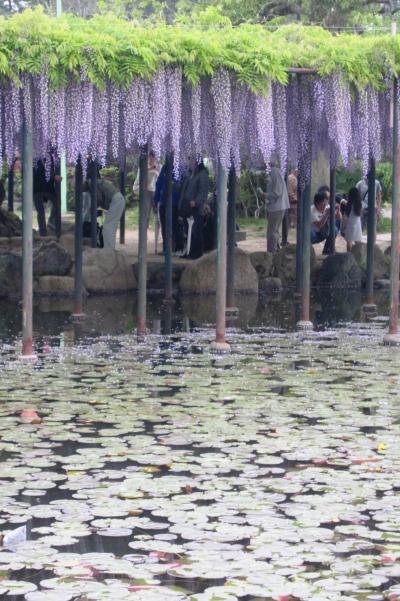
[7, 164, 14, 213]
[137, 146, 149, 337]
[384, 78, 400, 345]
[295, 178, 303, 299]
[72, 156, 85, 320]
[54, 161, 62, 239]
[296, 173, 313, 331]
[211, 161, 230, 352]
[328, 166, 336, 255]
[226, 167, 238, 315]
[90, 160, 98, 248]
[119, 160, 126, 245]
[164, 153, 173, 302]
[21, 119, 36, 359]
[364, 157, 377, 315]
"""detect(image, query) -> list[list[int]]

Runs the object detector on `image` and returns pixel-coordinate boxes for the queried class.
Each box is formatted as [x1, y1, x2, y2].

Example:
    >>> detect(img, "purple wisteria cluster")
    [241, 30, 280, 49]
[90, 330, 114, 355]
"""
[0, 69, 394, 177]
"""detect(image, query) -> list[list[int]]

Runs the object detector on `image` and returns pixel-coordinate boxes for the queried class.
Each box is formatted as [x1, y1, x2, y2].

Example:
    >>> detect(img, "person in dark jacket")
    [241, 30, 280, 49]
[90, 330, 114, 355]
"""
[179, 160, 210, 259]
[33, 158, 61, 237]
[154, 164, 183, 254]
[96, 178, 125, 249]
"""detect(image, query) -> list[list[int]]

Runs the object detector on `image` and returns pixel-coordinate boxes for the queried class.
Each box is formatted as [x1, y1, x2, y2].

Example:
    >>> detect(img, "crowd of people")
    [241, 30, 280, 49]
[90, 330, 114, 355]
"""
[28, 153, 383, 257]
[257, 167, 382, 255]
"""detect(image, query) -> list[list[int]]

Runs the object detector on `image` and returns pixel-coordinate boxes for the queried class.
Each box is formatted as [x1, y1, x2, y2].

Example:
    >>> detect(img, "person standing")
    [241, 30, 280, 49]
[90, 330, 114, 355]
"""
[179, 160, 210, 259]
[258, 164, 289, 254]
[356, 174, 382, 231]
[154, 164, 183, 254]
[97, 178, 125, 249]
[344, 187, 362, 252]
[33, 158, 61, 237]
[133, 151, 160, 223]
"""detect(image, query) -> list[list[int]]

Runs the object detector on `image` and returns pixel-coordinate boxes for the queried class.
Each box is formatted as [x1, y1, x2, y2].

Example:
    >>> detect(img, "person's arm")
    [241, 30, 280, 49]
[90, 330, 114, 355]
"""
[313, 207, 330, 230]
[154, 167, 165, 206]
[192, 172, 209, 208]
[376, 182, 382, 216]
[132, 169, 140, 195]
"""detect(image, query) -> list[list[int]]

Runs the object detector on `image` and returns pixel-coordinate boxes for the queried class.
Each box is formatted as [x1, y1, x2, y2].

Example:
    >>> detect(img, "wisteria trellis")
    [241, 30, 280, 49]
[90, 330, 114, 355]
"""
[1, 70, 395, 177]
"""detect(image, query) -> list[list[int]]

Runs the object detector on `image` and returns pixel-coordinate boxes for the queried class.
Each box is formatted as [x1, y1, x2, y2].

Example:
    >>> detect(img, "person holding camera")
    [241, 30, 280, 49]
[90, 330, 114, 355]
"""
[311, 191, 331, 245]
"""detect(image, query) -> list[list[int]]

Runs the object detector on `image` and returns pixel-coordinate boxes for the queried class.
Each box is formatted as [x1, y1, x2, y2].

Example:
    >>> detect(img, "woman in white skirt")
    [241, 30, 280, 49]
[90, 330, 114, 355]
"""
[344, 187, 363, 252]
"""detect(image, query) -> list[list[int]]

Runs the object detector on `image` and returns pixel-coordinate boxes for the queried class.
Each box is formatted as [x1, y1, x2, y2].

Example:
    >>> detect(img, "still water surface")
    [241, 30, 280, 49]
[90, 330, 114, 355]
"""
[0, 291, 398, 600]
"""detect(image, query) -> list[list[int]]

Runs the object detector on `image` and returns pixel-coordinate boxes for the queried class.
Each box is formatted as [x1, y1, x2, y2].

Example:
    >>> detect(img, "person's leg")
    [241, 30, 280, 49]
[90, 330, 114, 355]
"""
[289, 203, 297, 228]
[311, 230, 325, 245]
[103, 193, 125, 249]
[189, 210, 204, 259]
[158, 204, 166, 254]
[145, 191, 153, 230]
[267, 210, 285, 253]
[48, 199, 56, 229]
[172, 207, 181, 252]
[282, 209, 289, 245]
[346, 241, 352, 252]
[34, 193, 47, 237]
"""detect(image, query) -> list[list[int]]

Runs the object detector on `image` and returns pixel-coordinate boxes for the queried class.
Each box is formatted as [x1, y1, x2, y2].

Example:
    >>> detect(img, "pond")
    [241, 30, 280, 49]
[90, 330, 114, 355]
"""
[0, 291, 399, 600]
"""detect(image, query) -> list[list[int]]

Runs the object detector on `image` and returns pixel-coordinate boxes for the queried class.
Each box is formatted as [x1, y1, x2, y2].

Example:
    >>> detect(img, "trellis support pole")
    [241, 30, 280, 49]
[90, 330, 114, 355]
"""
[226, 167, 238, 316]
[384, 78, 400, 345]
[90, 160, 98, 248]
[164, 153, 173, 302]
[328, 167, 336, 255]
[296, 174, 313, 332]
[211, 161, 231, 352]
[72, 156, 85, 320]
[21, 119, 36, 359]
[137, 146, 149, 337]
[7, 164, 14, 213]
[363, 157, 377, 316]
[119, 161, 126, 245]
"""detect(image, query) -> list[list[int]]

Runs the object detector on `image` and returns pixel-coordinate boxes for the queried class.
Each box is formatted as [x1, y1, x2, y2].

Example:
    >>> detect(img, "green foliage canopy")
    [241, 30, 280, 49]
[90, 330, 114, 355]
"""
[0, 8, 399, 91]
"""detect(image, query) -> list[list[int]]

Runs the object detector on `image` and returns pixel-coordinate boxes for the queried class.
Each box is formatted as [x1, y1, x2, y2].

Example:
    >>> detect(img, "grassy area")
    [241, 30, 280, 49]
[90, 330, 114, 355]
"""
[377, 216, 391, 234]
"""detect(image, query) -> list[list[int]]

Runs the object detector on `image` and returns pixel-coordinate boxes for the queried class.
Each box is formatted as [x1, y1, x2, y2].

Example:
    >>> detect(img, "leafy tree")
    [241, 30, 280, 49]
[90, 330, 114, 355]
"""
[2, 0, 400, 26]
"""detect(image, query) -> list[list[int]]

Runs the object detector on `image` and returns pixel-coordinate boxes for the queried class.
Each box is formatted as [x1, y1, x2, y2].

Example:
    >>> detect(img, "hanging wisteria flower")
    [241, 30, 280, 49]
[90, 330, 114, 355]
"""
[0, 68, 393, 184]
[255, 85, 275, 170]
[272, 82, 287, 173]
[211, 68, 232, 172]
[166, 67, 183, 174]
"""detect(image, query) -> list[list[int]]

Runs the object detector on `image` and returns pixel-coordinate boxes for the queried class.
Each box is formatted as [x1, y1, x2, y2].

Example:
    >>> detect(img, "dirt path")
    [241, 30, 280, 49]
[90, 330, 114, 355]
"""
[115, 223, 392, 261]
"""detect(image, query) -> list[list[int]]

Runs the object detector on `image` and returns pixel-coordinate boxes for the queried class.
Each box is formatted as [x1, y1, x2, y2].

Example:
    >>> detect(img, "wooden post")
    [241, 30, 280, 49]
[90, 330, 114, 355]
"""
[226, 167, 238, 315]
[384, 78, 400, 345]
[21, 120, 36, 359]
[211, 162, 230, 352]
[137, 146, 149, 337]
[72, 156, 84, 320]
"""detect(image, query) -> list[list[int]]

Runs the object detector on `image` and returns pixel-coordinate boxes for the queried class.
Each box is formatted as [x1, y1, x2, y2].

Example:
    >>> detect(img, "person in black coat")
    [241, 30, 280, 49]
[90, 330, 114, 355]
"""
[179, 160, 210, 259]
[33, 159, 61, 237]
